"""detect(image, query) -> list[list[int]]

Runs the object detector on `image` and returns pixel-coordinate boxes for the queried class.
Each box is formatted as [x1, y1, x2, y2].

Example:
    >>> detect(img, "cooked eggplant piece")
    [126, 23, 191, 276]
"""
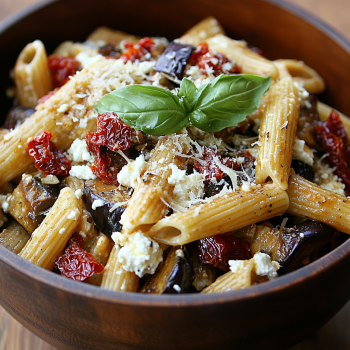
[0, 221, 30, 254]
[83, 179, 131, 237]
[186, 242, 216, 292]
[153, 41, 194, 81]
[296, 95, 319, 148]
[7, 175, 59, 233]
[3, 107, 35, 129]
[141, 246, 192, 294]
[292, 160, 314, 181]
[246, 220, 335, 275]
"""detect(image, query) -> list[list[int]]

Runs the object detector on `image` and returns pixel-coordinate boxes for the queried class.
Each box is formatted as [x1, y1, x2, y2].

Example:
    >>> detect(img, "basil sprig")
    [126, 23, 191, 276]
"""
[95, 74, 271, 136]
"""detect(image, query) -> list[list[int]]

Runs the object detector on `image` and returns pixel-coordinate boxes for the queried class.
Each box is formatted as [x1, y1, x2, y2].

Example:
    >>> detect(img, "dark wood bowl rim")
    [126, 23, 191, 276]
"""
[0, 0, 350, 307]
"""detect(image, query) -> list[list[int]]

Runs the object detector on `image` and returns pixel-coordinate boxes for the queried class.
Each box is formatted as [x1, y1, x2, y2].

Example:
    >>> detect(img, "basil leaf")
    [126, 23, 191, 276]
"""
[189, 74, 271, 132]
[177, 78, 197, 113]
[95, 85, 189, 136]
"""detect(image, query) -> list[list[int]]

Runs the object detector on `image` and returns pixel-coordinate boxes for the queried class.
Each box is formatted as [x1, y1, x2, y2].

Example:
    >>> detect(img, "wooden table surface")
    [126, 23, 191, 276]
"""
[0, 0, 350, 349]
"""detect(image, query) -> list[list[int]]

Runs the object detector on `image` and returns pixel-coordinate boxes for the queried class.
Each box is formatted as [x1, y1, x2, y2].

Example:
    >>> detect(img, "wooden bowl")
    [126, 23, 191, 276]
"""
[1, 1, 350, 349]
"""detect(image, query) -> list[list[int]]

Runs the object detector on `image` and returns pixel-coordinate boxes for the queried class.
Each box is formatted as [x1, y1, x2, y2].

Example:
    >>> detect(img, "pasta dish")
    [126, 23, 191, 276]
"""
[0, 17, 349, 294]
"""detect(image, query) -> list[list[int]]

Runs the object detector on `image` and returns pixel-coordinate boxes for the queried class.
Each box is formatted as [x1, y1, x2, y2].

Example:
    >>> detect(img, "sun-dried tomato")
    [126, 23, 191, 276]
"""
[315, 110, 350, 195]
[86, 112, 132, 185]
[87, 112, 133, 152]
[55, 233, 104, 281]
[189, 42, 241, 76]
[48, 55, 79, 88]
[120, 37, 155, 63]
[193, 148, 243, 181]
[28, 131, 71, 176]
[189, 42, 209, 65]
[198, 233, 252, 271]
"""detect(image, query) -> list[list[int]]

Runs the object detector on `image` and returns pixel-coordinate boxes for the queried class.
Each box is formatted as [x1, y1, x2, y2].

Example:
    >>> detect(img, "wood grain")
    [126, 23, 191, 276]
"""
[0, 0, 350, 349]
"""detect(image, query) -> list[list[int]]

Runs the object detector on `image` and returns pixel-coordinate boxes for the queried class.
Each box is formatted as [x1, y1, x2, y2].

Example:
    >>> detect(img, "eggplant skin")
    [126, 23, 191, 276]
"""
[153, 41, 194, 80]
[140, 247, 193, 294]
[278, 220, 335, 275]
[3, 107, 35, 129]
[83, 179, 131, 237]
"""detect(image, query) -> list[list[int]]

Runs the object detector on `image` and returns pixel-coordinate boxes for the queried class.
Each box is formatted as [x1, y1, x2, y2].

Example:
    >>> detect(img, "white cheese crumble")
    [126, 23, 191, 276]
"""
[59, 228, 66, 235]
[293, 137, 314, 166]
[92, 199, 104, 210]
[57, 104, 69, 113]
[67, 209, 80, 220]
[167, 164, 205, 211]
[67, 138, 94, 163]
[0, 194, 10, 213]
[117, 155, 147, 188]
[229, 252, 280, 280]
[69, 165, 96, 180]
[173, 284, 181, 293]
[74, 189, 83, 199]
[76, 52, 103, 69]
[112, 231, 163, 278]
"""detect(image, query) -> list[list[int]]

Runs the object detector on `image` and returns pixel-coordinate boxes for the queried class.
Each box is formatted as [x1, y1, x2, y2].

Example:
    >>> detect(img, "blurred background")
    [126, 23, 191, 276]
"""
[0, 0, 349, 349]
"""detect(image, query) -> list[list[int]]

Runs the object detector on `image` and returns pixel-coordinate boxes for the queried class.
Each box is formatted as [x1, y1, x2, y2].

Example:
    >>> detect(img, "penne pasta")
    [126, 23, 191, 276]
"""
[274, 59, 325, 94]
[201, 260, 254, 294]
[255, 77, 299, 190]
[19, 187, 82, 270]
[121, 134, 190, 233]
[179, 16, 225, 47]
[148, 183, 289, 246]
[86, 26, 139, 46]
[206, 34, 279, 80]
[287, 173, 350, 235]
[14, 40, 52, 107]
[0, 57, 154, 187]
[100, 245, 139, 292]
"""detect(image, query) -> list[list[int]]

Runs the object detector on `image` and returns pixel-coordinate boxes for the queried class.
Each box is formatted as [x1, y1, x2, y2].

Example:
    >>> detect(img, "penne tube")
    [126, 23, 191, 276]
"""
[121, 134, 190, 233]
[100, 245, 139, 292]
[86, 26, 139, 46]
[14, 40, 52, 107]
[274, 59, 325, 94]
[85, 232, 113, 286]
[206, 34, 279, 80]
[148, 183, 289, 246]
[287, 173, 350, 235]
[179, 17, 225, 47]
[317, 101, 350, 139]
[0, 57, 152, 187]
[19, 187, 82, 270]
[0, 221, 30, 254]
[255, 77, 299, 190]
[201, 260, 254, 294]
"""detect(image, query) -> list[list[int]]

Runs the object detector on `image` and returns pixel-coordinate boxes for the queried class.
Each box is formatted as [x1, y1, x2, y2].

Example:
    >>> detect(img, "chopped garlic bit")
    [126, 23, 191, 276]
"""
[112, 231, 163, 278]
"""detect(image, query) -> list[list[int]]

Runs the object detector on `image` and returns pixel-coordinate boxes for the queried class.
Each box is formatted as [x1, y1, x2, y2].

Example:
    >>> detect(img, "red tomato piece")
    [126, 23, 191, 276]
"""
[85, 112, 132, 185]
[48, 55, 79, 88]
[28, 131, 71, 176]
[193, 148, 243, 181]
[55, 233, 104, 281]
[120, 37, 155, 63]
[189, 42, 241, 76]
[315, 110, 350, 195]
[198, 233, 252, 271]
[37, 90, 56, 105]
[189, 42, 210, 65]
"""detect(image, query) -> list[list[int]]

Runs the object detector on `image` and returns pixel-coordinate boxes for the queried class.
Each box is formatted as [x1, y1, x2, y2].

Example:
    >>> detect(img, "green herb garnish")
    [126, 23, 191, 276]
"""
[94, 74, 271, 136]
